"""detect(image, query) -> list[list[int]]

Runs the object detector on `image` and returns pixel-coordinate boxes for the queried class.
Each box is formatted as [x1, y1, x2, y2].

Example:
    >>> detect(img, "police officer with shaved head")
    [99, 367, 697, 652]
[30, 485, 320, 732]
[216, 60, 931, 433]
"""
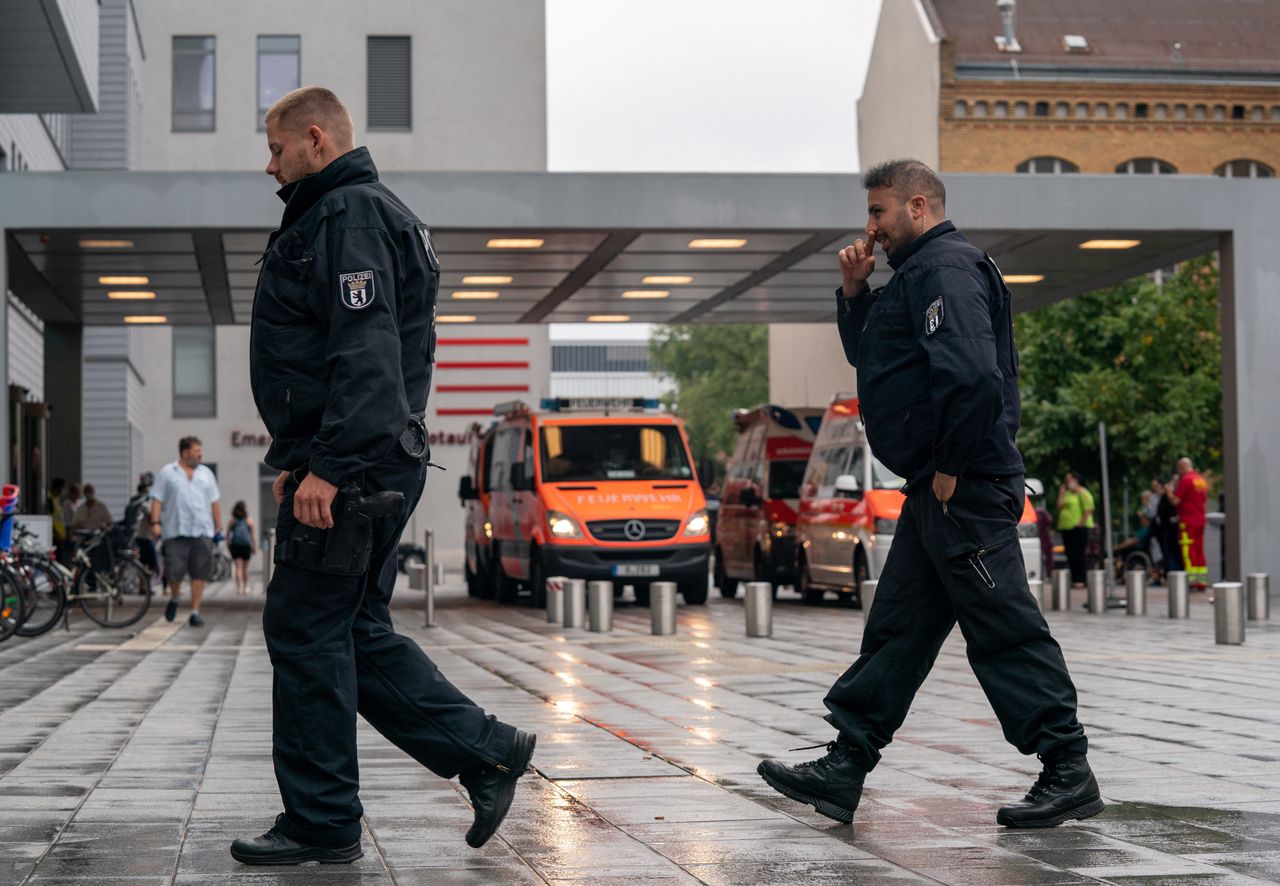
[757, 159, 1102, 829]
[232, 86, 535, 866]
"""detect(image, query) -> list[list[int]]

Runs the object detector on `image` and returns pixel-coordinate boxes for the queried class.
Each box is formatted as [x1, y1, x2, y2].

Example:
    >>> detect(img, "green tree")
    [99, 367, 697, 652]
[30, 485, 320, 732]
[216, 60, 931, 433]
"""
[648, 324, 769, 474]
[1016, 256, 1222, 521]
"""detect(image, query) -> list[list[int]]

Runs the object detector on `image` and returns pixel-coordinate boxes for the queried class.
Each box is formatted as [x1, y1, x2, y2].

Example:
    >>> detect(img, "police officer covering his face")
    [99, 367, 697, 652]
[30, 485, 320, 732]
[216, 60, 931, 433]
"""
[231, 87, 535, 867]
[757, 159, 1102, 830]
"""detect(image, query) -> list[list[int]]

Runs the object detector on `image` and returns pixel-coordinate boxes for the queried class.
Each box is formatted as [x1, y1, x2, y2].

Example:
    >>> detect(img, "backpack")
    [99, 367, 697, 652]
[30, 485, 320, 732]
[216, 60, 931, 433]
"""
[230, 518, 251, 547]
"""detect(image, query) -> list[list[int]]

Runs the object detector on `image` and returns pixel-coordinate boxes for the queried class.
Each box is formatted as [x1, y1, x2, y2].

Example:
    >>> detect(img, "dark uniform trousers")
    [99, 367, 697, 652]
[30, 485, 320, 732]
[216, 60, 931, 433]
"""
[263, 455, 517, 848]
[823, 475, 1087, 771]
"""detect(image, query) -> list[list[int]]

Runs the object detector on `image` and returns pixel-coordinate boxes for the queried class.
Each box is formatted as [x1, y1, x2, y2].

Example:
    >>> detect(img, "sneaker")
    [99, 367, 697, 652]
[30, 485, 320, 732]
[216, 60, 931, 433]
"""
[164, 599, 178, 622]
[757, 741, 866, 824]
[459, 730, 537, 848]
[189, 612, 204, 628]
[997, 753, 1104, 828]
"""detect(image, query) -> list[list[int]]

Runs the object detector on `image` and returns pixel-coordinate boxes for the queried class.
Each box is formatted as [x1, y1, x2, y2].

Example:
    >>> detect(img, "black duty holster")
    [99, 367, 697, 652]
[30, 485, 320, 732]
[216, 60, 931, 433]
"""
[275, 483, 405, 576]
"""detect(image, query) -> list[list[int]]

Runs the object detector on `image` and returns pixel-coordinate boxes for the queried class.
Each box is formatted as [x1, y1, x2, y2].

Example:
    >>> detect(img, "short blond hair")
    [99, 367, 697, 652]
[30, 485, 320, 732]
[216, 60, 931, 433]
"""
[265, 86, 354, 146]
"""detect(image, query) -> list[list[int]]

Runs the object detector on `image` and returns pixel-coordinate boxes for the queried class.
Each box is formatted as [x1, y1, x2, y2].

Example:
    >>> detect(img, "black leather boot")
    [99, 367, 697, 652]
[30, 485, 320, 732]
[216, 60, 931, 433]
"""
[757, 741, 866, 823]
[229, 815, 362, 865]
[997, 753, 1104, 828]
[459, 729, 537, 848]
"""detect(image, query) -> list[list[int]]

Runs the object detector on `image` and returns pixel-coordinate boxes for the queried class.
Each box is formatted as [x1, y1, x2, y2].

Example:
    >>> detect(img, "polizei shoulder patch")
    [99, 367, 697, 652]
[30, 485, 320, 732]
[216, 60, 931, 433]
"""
[924, 296, 944, 335]
[338, 271, 376, 310]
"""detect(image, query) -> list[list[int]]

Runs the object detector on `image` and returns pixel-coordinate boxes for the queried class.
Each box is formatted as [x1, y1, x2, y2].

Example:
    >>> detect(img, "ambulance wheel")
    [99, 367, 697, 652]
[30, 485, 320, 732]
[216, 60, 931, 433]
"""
[477, 559, 496, 600]
[496, 563, 519, 604]
[753, 550, 779, 601]
[528, 550, 546, 608]
[714, 550, 739, 599]
[798, 554, 825, 606]
[680, 580, 708, 606]
[852, 552, 869, 609]
[465, 561, 480, 598]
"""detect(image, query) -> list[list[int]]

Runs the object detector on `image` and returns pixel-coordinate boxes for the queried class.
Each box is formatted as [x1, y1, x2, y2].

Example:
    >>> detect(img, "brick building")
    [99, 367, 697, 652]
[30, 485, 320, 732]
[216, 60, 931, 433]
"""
[859, 0, 1280, 177]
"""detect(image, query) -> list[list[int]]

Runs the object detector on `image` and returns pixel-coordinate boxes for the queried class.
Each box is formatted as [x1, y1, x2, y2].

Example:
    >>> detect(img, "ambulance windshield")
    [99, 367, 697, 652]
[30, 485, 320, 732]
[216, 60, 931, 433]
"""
[540, 424, 694, 482]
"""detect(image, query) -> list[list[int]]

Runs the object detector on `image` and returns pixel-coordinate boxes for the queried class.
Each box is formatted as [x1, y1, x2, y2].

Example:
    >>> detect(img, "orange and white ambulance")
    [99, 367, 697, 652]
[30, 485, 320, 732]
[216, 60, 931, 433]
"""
[485, 399, 712, 607]
[457, 422, 497, 598]
[796, 394, 1041, 605]
[714, 404, 824, 598]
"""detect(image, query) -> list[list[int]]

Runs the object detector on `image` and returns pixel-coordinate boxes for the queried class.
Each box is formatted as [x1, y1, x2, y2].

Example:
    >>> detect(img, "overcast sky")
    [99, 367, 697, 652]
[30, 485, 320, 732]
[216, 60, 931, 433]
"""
[546, 0, 882, 174]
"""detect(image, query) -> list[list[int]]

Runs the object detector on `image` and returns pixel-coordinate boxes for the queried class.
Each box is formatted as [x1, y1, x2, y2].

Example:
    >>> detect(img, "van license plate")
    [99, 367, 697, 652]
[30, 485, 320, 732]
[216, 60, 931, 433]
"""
[613, 564, 660, 577]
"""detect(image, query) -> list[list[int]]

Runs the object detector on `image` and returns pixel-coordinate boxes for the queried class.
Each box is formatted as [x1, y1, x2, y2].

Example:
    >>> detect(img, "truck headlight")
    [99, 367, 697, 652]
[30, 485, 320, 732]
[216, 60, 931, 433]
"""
[684, 510, 710, 537]
[873, 518, 897, 534]
[483, 520, 493, 539]
[547, 511, 583, 539]
[1018, 521, 1039, 538]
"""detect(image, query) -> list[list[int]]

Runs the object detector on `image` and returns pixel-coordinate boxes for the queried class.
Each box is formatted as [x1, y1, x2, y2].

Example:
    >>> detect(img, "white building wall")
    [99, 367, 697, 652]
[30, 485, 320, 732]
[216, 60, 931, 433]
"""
[767, 324, 854, 409]
[7, 296, 45, 401]
[69, 0, 143, 170]
[82, 328, 144, 517]
[0, 117, 67, 170]
[139, 0, 547, 172]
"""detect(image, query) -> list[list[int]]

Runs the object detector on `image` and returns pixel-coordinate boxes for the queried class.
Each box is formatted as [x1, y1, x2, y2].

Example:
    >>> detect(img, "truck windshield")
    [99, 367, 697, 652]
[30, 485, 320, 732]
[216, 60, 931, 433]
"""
[540, 424, 694, 482]
[768, 459, 809, 499]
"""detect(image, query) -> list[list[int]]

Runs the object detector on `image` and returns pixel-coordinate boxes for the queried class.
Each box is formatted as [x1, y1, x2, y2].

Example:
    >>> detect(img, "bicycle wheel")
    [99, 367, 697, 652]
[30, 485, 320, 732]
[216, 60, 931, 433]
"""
[78, 557, 153, 628]
[0, 571, 27, 642]
[212, 552, 231, 583]
[16, 558, 67, 637]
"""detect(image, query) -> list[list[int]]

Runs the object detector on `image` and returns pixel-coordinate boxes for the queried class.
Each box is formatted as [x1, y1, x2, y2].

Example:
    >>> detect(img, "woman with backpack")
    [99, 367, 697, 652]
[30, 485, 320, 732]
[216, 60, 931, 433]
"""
[226, 501, 257, 596]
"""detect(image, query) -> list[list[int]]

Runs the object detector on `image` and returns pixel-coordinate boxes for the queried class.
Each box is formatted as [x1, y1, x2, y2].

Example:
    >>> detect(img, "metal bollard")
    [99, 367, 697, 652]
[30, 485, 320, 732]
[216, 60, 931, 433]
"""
[546, 576, 566, 624]
[1126, 570, 1147, 616]
[563, 578, 586, 629]
[651, 581, 677, 635]
[859, 580, 877, 617]
[1086, 569, 1107, 614]
[262, 528, 275, 590]
[409, 562, 426, 591]
[422, 530, 436, 628]
[1028, 579, 1046, 613]
[1167, 571, 1189, 618]
[1053, 569, 1071, 611]
[744, 581, 772, 638]
[1247, 573, 1270, 621]
[1214, 581, 1245, 645]
[588, 580, 613, 632]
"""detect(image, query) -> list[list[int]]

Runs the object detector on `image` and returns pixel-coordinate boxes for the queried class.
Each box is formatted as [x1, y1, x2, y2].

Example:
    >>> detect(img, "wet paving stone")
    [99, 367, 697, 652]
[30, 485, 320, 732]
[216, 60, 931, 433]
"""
[0, 581, 1275, 883]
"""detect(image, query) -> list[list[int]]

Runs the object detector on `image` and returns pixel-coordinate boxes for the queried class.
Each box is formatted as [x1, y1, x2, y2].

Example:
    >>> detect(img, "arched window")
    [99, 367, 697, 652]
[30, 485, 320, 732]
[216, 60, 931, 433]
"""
[1016, 156, 1079, 174]
[1215, 159, 1274, 178]
[1115, 158, 1177, 174]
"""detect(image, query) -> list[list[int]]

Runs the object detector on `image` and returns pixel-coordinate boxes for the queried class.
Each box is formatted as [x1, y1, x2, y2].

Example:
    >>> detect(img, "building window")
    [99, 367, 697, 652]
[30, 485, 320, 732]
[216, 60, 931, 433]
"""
[1232, 104, 1245, 120]
[1054, 102, 1070, 118]
[1213, 104, 1226, 121]
[1251, 105, 1265, 121]
[953, 100, 967, 118]
[973, 101, 989, 118]
[1271, 106, 1280, 122]
[257, 36, 300, 128]
[1016, 156, 1079, 174]
[1115, 103, 1129, 119]
[1094, 102, 1109, 119]
[1035, 101, 1050, 117]
[1215, 159, 1274, 178]
[367, 36, 411, 131]
[173, 327, 216, 418]
[1154, 103, 1168, 120]
[1074, 102, 1089, 118]
[1116, 157, 1177, 174]
[1135, 102, 1149, 119]
[1014, 101, 1029, 118]
[173, 36, 216, 132]
[1193, 104, 1207, 120]
[993, 101, 1009, 117]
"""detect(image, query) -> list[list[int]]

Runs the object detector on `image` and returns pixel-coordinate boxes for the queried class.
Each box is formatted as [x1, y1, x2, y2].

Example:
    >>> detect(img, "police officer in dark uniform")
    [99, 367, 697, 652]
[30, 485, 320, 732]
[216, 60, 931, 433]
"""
[231, 87, 535, 866]
[757, 160, 1102, 829]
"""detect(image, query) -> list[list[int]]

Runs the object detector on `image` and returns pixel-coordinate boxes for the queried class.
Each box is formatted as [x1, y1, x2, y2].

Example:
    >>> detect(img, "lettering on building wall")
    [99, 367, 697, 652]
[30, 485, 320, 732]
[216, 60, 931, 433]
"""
[231, 431, 272, 448]
[231, 429, 477, 448]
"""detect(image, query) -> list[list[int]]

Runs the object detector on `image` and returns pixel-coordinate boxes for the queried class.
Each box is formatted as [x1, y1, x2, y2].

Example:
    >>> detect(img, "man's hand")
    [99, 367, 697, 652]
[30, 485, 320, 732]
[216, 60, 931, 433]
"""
[150, 521, 162, 541]
[272, 470, 289, 505]
[837, 230, 877, 295]
[932, 471, 958, 504]
[294, 473, 338, 529]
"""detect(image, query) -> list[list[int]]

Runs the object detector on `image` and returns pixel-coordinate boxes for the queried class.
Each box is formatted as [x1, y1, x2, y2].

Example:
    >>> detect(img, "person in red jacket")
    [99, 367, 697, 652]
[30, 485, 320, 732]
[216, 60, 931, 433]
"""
[1167, 457, 1209, 589]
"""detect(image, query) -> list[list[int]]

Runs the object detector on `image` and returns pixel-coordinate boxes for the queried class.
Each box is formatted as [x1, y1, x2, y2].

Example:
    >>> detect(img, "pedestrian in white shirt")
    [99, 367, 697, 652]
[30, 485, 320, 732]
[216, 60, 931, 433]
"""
[149, 436, 222, 627]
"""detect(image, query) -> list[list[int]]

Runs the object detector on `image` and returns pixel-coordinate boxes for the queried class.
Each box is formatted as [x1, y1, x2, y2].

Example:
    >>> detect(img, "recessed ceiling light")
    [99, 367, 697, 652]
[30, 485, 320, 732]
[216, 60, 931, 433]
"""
[99, 275, 150, 285]
[588, 314, 631, 322]
[1003, 275, 1045, 284]
[123, 315, 167, 324]
[643, 275, 693, 285]
[437, 315, 477, 323]
[451, 291, 501, 300]
[486, 238, 544, 249]
[80, 239, 134, 249]
[1079, 239, 1141, 250]
[107, 291, 157, 300]
[621, 290, 670, 299]
[688, 238, 747, 249]
[462, 275, 513, 285]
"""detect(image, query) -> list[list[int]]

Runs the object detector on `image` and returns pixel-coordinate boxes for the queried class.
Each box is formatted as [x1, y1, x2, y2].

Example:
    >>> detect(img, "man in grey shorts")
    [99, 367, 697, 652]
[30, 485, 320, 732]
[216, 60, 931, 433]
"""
[150, 436, 223, 627]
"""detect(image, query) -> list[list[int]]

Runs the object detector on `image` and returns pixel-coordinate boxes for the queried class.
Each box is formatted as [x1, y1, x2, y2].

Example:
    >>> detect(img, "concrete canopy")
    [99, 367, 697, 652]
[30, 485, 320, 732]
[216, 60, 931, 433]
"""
[2, 170, 1277, 582]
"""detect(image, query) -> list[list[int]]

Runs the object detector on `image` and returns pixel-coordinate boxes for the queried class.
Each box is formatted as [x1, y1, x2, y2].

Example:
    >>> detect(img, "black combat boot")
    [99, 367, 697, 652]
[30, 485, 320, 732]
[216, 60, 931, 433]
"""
[230, 814, 362, 865]
[997, 753, 1104, 828]
[757, 741, 866, 824]
[459, 730, 537, 848]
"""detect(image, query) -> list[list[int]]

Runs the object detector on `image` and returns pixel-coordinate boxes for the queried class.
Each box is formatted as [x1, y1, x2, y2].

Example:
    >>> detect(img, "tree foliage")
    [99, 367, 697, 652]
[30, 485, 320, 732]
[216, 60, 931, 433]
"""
[648, 324, 769, 472]
[1015, 256, 1222, 514]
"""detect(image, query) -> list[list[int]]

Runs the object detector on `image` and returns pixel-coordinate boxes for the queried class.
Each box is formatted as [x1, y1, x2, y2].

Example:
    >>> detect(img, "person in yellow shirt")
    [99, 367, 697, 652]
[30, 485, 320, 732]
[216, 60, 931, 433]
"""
[1057, 471, 1094, 587]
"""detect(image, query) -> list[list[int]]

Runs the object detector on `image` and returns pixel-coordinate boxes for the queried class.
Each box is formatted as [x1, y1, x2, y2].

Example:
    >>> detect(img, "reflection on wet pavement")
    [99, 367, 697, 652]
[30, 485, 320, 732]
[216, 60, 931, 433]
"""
[0, 579, 1276, 884]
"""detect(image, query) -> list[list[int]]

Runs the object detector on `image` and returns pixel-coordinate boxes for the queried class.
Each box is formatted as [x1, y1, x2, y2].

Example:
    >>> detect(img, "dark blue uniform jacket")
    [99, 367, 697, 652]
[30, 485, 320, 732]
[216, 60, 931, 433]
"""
[835, 221, 1024, 490]
[250, 147, 439, 484]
